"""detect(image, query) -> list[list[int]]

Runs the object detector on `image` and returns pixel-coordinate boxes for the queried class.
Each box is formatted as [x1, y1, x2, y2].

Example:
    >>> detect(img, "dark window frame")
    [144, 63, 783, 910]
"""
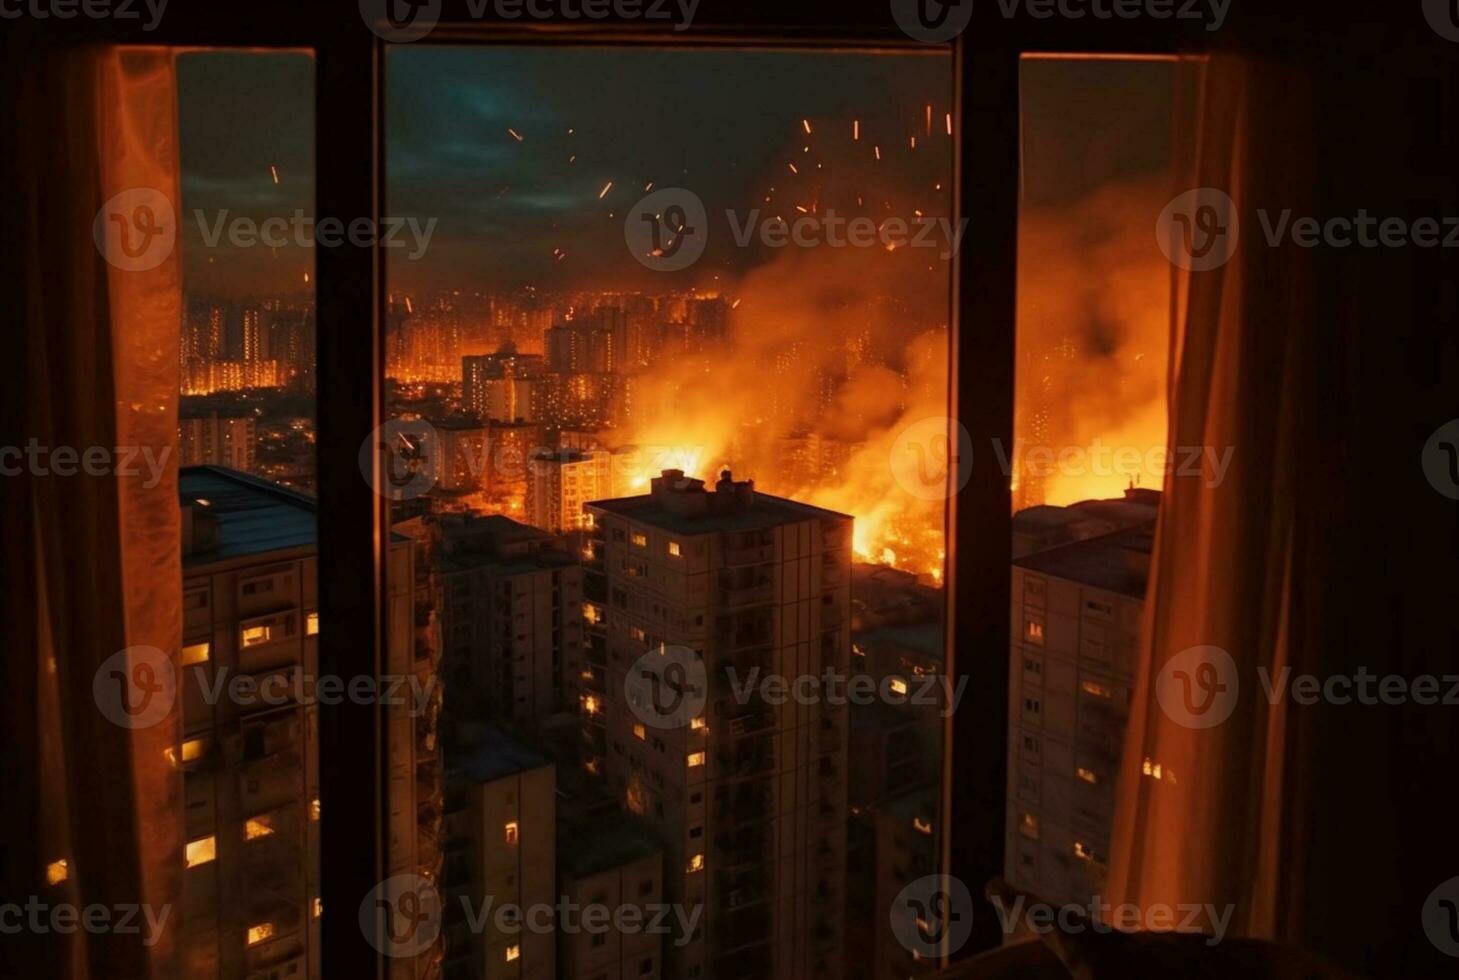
[14, 2, 1202, 973]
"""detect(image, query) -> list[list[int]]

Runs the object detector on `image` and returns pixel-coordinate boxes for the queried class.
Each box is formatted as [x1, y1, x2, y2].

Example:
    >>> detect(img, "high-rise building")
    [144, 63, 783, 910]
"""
[584, 469, 852, 980]
[525, 449, 613, 534]
[436, 419, 489, 494]
[434, 514, 584, 730]
[442, 726, 556, 980]
[1004, 513, 1155, 909]
[177, 466, 441, 980]
[180, 414, 256, 473]
[556, 810, 664, 980]
[462, 347, 544, 423]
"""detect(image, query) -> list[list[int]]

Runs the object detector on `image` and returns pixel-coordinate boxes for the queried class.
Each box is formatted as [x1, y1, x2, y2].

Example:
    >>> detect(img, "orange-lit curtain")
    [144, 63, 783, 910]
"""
[1105, 50, 1314, 943]
[5, 45, 182, 980]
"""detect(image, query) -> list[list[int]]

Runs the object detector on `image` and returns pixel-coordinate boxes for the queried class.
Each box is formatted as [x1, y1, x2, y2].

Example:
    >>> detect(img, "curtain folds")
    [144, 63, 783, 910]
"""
[7, 44, 182, 980]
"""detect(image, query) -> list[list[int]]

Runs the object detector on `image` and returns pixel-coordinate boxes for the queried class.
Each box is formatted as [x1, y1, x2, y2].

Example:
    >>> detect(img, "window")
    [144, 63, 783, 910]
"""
[247, 923, 274, 946]
[185, 836, 216, 868]
[506, 945, 521, 962]
[1080, 680, 1113, 699]
[889, 677, 909, 696]
[1018, 813, 1040, 840]
[668, 540, 681, 557]
[504, 820, 519, 844]
[1024, 617, 1045, 645]
[244, 815, 276, 840]
[181, 641, 210, 665]
[631, 532, 648, 548]
[686, 751, 705, 768]
[687, 853, 704, 873]
[46, 860, 68, 886]
[1076, 767, 1098, 785]
[634, 723, 646, 741]
[306, 610, 319, 636]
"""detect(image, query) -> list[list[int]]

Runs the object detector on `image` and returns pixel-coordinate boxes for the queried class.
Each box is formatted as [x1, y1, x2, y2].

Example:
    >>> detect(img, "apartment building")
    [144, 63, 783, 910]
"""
[583, 469, 852, 980]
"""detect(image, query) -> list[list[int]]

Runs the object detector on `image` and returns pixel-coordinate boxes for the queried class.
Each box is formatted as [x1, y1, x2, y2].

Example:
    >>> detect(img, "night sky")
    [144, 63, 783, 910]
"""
[177, 49, 1168, 299]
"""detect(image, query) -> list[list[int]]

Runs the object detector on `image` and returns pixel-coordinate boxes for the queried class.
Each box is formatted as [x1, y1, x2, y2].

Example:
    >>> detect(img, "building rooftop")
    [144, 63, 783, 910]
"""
[1012, 524, 1155, 599]
[589, 469, 850, 535]
[179, 465, 316, 566]
[557, 810, 663, 879]
[450, 724, 551, 785]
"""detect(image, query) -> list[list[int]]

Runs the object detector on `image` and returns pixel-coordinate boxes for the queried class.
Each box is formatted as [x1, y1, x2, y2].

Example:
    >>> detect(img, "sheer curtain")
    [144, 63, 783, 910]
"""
[1107, 41, 1457, 977]
[4, 45, 182, 980]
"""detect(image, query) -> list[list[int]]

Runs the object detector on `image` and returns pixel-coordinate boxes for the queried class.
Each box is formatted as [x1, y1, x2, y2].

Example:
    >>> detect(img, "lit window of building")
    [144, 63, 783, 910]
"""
[311, 798, 321, 821]
[181, 738, 206, 762]
[1076, 767, 1098, 785]
[313, 898, 322, 919]
[244, 815, 276, 841]
[1019, 813, 1039, 840]
[1080, 680, 1112, 699]
[690, 717, 707, 732]
[181, 641, 210, 665]
[582, 694, 601, 716]
[889, 677, 909, 696]
[687, 853, 704, 873]
[306, 611, 319, 635]
[634, 723, 646, 741]
[631, 532, 647, 548]
[912, 817, 933, 835]
[185, 836, 216, 868]
[506, 945, 521, 962]
[687, 751, 705, 768]
[247, 923, 274, 946]
[46, 859, 68, 886]
[630, 626, 646, 643]
[1025, 618, 1045, 644]
[504, 821, 519, 844]
[668, 540, 681, 557]
[1073, 842, 1095, 861]
[240, 625, 270, 648]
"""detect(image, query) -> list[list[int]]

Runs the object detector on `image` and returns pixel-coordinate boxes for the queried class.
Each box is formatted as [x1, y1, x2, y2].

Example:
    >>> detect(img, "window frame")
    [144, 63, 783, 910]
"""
[23, 2, 1195, 972]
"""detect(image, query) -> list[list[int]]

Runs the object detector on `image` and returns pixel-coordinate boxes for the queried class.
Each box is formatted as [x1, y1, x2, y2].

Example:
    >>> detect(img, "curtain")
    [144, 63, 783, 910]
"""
[1107, 41, 1459, 978]
[3, 44, 182, 980]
